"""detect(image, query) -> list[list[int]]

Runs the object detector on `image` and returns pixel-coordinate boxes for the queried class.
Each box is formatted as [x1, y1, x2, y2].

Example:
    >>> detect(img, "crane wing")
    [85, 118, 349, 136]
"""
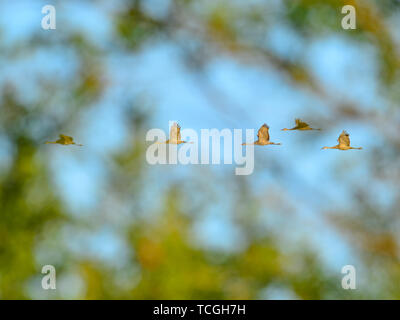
[59, 134, 72, 143]
[295, 119, 309, 129]
[338, 131, 350, 147]
[60, 134, 73, 139]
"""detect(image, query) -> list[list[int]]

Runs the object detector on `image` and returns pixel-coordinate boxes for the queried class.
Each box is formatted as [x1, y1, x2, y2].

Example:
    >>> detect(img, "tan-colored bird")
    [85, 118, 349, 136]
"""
[282, 118, 321, 131]
[159, 122, 192, 144]
[45, 134, 83, 146]
[322, 130, 362, 150]
[242, 123, 281, 146]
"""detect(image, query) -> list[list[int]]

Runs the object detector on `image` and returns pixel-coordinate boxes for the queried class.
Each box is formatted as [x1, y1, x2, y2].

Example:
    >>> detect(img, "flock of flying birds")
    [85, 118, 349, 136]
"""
[45, 118, 363, 151]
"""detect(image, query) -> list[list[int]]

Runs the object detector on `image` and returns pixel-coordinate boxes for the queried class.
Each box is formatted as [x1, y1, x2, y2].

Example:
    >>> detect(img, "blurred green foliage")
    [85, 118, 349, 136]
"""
[0, 0, 400, 299]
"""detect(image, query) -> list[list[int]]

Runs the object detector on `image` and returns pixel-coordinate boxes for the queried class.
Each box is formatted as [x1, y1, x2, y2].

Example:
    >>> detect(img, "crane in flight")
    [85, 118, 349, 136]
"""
[45, 134, 83, 146]
[322, 130, 362, 150]
[159, 122, 192, 144]
[282, 118, 321, 131]
[242, 124, 281, 146]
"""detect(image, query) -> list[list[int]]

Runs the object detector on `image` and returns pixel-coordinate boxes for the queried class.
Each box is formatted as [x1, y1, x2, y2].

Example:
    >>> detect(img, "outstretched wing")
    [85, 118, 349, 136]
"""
[169, 123, 181, 143]
[60, 134, 74, 143]
[257, 124, 270, 142]
[295, 118, 309, 129]
[338, 130, 350, 147]
[60, 134, 73, 143]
